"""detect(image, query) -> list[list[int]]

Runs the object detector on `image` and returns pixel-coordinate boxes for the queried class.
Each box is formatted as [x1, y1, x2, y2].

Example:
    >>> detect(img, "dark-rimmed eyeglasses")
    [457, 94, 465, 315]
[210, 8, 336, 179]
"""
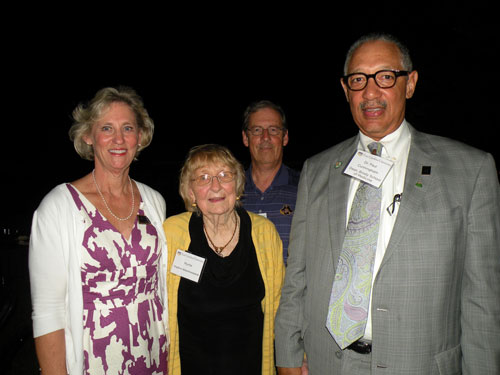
[343, 70, 409, 91]
[192, 171, 235, 186]
[246, 126, 284, 136]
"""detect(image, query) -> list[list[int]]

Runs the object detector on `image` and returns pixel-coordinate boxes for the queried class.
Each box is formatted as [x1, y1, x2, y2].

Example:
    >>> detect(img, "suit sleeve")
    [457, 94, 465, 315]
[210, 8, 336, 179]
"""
[274, 160, 310, 368]
[461, 153, 500, 374]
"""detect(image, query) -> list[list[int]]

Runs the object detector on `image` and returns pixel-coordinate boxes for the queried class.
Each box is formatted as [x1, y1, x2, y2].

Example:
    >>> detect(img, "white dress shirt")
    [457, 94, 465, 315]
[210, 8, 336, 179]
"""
[345, 120, 411, 340]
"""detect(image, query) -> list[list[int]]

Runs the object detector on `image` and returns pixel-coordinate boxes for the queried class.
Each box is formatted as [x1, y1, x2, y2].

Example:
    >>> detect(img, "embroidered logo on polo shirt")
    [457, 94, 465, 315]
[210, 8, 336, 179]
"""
[280, 204, 293, 216]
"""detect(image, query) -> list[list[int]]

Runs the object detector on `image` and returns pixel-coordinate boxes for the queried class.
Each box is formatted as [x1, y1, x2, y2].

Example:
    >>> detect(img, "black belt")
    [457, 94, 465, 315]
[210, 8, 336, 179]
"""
[346, 340, 372, 354]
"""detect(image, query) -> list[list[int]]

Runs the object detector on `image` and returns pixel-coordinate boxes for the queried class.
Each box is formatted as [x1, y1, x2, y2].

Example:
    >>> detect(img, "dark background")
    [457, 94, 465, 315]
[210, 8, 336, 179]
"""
[4, 8, 499, 235]
[1, 5, 498, 373]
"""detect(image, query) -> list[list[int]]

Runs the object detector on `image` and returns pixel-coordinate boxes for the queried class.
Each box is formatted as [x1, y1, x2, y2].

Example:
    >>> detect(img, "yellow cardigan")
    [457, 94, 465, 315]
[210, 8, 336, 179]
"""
[164, 211, 285, 375]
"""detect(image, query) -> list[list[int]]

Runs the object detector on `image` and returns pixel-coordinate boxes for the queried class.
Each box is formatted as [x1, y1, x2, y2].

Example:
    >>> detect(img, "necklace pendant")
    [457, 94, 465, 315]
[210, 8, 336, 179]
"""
[203, 210, 239, 258]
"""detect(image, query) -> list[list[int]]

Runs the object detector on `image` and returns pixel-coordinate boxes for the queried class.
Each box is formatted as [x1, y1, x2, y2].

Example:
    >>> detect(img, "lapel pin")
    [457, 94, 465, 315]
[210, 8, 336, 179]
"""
[421, 166, 431, 175]
[138, 215, 151, 225]
[280, 204, 293, 216]
[335, 161, 342, 169]
[415, 182, 423, 188]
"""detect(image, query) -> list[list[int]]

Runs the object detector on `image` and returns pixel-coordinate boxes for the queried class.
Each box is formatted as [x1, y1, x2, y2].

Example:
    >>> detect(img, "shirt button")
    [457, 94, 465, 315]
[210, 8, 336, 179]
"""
[260, 196, 264, 200]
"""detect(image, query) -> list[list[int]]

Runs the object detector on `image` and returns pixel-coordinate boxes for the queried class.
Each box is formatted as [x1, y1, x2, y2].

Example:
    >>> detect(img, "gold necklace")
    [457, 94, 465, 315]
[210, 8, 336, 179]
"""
[203, 211, 238, 256]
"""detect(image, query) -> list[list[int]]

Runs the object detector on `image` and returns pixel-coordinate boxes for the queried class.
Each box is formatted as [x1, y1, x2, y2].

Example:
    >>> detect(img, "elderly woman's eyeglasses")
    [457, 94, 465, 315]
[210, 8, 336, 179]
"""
[192, 171, 235, 186]
[246, 126, 284, 136]
[343, 70, 409, 91]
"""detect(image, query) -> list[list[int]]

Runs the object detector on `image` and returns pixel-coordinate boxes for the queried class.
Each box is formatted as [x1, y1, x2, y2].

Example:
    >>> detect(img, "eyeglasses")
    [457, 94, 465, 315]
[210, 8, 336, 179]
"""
[246, 126, 284, 136]
[343, 70, 409, 91]
[192, 171, 235, 186]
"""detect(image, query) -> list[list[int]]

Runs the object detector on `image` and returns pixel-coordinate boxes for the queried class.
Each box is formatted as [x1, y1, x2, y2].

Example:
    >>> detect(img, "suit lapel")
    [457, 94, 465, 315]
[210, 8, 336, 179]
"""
[328, 136, 359, 267]
[380, 127, 436, 267]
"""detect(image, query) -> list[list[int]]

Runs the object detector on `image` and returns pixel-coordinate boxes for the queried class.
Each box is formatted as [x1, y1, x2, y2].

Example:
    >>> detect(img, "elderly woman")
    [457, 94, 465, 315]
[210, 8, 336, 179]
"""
[29, 87, 168, 375]
[164, 144, 285, 375]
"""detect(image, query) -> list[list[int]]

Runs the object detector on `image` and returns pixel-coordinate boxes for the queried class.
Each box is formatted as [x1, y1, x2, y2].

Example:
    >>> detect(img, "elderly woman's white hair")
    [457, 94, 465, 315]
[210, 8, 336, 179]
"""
[179, 144, 246, 213]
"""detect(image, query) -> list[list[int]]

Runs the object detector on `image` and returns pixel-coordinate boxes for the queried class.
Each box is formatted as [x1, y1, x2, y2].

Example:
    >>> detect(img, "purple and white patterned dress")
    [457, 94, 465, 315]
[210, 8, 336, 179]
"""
[68, 184, 168, 375]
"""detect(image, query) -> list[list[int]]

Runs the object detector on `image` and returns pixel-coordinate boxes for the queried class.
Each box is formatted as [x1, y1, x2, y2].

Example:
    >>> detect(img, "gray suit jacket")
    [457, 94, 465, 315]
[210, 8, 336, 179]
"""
[275, 125, 500, 374]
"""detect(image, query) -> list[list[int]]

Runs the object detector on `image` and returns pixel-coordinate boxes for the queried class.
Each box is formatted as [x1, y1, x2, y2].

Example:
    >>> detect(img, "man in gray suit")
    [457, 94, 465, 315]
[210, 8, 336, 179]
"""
[275, 33, 500, 374]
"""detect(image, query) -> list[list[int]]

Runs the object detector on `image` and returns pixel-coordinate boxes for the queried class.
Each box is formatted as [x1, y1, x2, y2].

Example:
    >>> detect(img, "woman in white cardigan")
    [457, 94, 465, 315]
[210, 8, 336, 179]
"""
[29, 87, 168, 375]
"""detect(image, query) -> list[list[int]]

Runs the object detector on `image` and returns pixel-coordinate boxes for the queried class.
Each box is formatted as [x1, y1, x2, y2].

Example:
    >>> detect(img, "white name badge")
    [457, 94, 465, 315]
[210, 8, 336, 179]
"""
[344, 150, 394, 188]
[170, 249, 206, 283]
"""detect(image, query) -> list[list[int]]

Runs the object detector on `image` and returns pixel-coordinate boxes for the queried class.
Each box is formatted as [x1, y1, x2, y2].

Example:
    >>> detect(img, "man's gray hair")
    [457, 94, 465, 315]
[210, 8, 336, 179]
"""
[344, 33, 413, 75]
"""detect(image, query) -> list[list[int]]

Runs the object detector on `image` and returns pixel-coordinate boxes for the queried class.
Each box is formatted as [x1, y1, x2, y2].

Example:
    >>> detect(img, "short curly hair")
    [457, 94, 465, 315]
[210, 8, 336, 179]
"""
[69, 86, 154, 160]
[179, 144, 245, 213]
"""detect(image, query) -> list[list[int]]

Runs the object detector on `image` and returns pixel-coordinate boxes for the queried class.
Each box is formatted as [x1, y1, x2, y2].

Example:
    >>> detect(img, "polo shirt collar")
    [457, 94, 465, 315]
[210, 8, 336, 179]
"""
[246, 164, 289, 189]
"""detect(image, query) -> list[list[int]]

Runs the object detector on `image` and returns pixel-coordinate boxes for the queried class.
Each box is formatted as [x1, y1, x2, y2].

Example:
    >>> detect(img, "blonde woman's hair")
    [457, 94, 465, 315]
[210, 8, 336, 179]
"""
[69, 86, 154, 160]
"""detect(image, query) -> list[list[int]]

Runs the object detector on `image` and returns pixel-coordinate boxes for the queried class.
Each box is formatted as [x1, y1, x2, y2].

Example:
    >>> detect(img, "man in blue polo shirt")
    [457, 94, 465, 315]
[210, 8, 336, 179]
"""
[241, 100, 300, 265]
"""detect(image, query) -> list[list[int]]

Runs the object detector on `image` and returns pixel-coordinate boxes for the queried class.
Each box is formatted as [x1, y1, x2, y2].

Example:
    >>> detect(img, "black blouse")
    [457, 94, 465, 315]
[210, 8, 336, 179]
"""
[177, 208, 265, 375]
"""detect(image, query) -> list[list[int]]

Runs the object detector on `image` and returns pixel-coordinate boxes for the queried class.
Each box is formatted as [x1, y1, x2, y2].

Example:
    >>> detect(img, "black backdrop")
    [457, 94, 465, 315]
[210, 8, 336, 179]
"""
[1, 7, 499, 373]
[4, 6, 499, 236]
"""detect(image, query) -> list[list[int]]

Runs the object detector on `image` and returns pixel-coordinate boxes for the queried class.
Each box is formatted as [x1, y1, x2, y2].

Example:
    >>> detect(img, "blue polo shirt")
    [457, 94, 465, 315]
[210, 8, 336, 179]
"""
[242, 164, 300, 265]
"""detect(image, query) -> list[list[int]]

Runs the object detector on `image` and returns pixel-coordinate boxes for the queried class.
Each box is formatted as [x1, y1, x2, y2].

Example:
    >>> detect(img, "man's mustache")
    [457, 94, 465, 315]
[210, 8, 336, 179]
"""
[360, 100, 387, 110]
